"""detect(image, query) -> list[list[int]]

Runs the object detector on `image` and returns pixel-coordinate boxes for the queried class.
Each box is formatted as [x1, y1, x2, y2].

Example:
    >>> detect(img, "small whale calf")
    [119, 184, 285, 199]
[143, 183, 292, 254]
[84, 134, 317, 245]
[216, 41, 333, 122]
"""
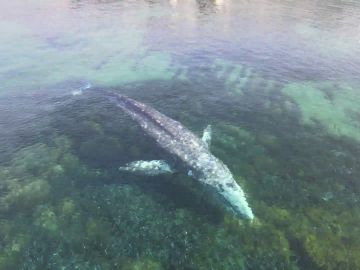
[119, 160, 174, 176]
[105, 91, 254, 220]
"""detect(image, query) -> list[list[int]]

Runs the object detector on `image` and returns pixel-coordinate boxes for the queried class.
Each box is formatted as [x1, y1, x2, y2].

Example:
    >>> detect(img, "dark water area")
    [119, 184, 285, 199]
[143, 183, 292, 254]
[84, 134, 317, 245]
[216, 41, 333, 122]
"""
[1, 0, 360, 269]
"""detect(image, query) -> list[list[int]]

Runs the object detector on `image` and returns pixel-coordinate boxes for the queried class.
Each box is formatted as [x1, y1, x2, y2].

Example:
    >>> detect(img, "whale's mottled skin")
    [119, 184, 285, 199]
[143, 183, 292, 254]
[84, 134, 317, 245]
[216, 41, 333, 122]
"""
[105, 91, 254, 220]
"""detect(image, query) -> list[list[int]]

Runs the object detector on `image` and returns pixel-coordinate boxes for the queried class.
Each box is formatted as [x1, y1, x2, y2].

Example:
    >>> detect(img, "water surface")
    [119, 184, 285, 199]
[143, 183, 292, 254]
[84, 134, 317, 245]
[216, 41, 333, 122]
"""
[1, 0, 360, 269]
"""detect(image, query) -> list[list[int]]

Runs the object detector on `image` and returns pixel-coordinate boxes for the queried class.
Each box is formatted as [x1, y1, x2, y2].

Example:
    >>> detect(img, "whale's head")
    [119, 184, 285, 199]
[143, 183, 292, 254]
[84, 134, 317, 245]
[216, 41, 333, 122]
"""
[203, 164, 254, 220]
[217, 180, 254, 220]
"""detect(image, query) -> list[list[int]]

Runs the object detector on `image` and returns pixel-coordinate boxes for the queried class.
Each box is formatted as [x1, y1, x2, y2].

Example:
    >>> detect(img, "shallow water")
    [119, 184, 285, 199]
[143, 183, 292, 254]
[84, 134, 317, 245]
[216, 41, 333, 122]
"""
[1, 0, 360, 269]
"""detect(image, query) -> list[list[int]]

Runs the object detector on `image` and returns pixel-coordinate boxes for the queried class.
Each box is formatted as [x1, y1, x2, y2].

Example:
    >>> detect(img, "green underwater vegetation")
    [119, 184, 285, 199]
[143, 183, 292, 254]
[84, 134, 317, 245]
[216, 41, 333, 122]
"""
[207, 59, 360, 145]
[210, 59, 273, 96]
[1, 86, 359, 269]
[294, 23, 359, 59]
[282, 81, 360, 142]
[2, 55, 360, 268]
[0, 19, 179, 95]
[1, 0, 360, 268]
[1, 45, 359, 268]
[211, 123, 360, 269]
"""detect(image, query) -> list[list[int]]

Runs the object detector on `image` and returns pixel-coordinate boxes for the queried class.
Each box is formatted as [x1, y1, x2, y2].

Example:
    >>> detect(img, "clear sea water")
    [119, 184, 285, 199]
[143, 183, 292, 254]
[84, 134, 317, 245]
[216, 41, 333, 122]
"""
[1, 0, 360, 269]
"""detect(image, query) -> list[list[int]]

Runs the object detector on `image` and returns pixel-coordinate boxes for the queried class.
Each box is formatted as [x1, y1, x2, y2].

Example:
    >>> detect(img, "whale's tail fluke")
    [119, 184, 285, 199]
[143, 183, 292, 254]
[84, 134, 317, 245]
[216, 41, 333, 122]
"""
[71, 82, 92, 96]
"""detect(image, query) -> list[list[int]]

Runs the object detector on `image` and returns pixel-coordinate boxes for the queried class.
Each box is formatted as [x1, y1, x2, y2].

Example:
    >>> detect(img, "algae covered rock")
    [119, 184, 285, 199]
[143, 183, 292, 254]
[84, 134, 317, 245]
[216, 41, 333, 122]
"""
[10, 143, 61, 177]
[59, 197, 76, 217]
[212, 123, 278, 182]
[1, 179, 50, 212]
[0, 226, 31, 270]
[285, 207, 360, 269]
[210, 59, 274, 96]
[122, 258, 163, 270]
[0, 138, 82, 214]
[34, 205, 59, 232]
[282, 81, 360, 141]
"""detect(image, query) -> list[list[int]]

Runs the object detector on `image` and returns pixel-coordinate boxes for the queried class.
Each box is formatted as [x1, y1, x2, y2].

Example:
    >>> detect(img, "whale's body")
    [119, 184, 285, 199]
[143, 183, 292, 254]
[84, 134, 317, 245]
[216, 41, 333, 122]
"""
[105, 91, 254, 220]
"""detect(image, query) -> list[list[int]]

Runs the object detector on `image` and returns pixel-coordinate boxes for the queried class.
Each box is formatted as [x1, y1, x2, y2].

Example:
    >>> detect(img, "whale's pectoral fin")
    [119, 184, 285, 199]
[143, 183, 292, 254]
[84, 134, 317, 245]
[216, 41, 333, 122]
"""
[119, 160, 174, 176]
[202, 125, 212, 148]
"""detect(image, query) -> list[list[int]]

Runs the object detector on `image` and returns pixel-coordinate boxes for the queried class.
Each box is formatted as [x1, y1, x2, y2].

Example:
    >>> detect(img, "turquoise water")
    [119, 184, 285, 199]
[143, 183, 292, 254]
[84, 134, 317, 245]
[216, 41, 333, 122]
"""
[1, 0, 360, 269]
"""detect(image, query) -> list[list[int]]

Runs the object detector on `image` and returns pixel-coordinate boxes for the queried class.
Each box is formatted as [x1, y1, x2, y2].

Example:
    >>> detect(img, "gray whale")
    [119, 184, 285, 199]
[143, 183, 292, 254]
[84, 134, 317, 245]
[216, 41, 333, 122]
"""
[105, 91, 254, 220]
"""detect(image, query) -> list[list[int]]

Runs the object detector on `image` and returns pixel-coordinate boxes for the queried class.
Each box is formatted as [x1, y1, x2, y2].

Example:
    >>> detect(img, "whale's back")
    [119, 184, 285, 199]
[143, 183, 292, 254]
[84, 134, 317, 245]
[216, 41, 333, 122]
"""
[105, 92, 209, 168]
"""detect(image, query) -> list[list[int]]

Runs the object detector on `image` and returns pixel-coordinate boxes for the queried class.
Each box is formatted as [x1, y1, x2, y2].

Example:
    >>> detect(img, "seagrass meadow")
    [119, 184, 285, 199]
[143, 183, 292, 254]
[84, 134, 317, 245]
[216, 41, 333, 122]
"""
[1, 0, 360, 269]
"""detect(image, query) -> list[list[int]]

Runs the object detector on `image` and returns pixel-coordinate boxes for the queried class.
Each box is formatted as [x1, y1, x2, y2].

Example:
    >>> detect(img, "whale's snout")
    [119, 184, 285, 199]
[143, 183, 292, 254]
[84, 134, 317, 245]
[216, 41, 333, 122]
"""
[219, 183, 254, 220]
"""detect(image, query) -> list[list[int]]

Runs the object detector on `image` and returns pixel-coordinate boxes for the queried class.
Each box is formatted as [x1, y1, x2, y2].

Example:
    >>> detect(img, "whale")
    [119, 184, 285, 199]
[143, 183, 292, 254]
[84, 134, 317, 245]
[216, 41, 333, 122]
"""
[104, 91, 254, 220]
